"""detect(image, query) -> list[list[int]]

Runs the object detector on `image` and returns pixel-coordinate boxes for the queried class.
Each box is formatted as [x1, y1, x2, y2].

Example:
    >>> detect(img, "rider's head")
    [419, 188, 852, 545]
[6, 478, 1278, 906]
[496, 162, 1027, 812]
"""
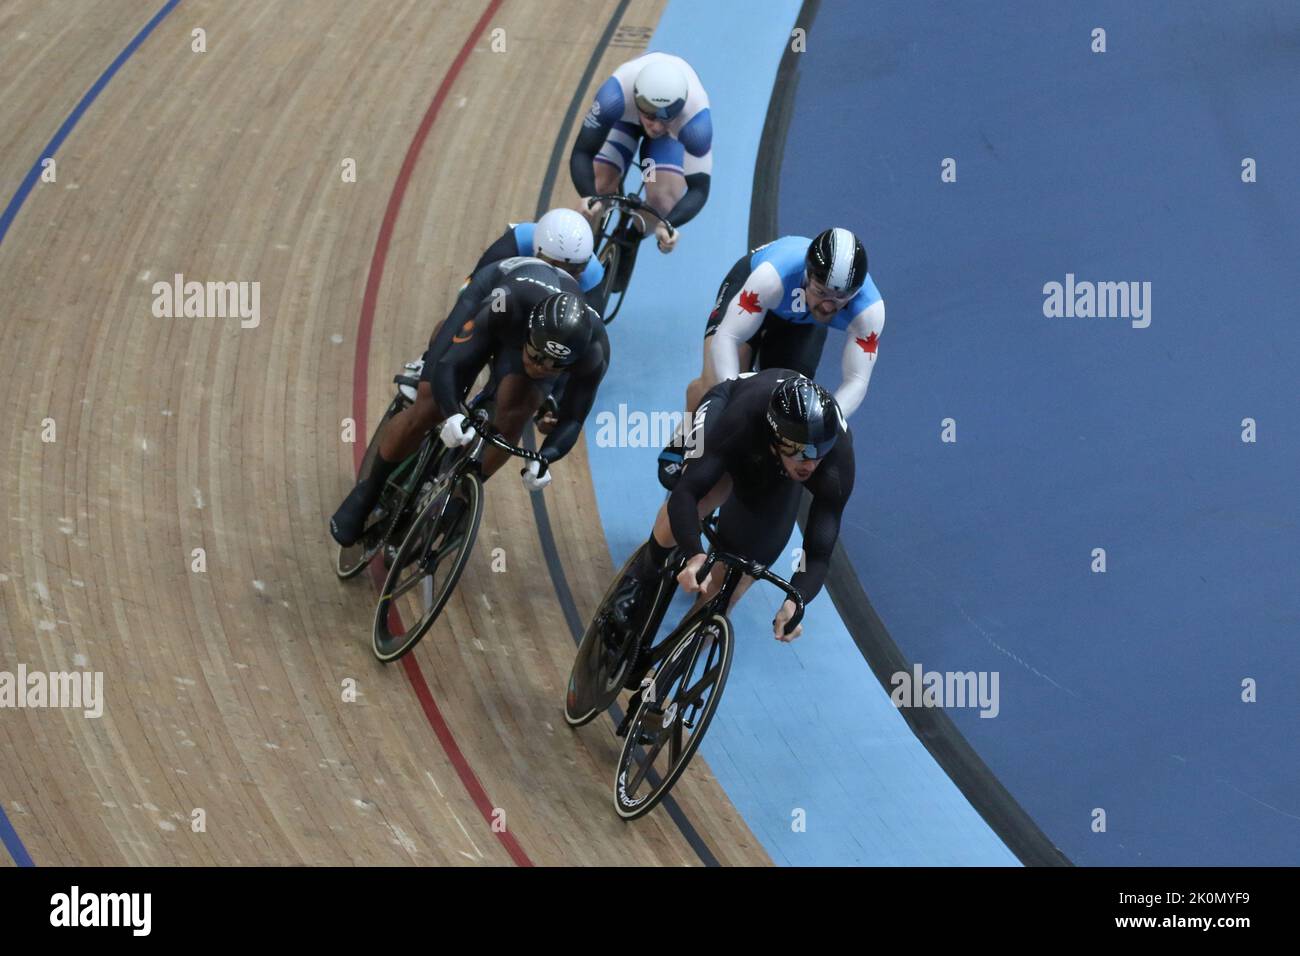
[804, 228, 867, 321]
[766, 375, 843, 482]
[633, 59, 688, 138]
[533, 208, 594, 279]
[524, 292, 592, 379]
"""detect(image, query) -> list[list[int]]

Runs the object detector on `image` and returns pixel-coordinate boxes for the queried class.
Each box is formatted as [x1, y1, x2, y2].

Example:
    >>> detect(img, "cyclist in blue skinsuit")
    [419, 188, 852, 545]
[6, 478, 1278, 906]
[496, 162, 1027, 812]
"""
[659, 228, 885, 489]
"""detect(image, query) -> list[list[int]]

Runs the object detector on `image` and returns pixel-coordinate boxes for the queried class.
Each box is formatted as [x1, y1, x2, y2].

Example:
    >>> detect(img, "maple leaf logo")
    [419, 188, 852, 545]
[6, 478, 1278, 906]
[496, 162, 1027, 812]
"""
[738, 290, 762, 314]
[856, 332, 879, 354]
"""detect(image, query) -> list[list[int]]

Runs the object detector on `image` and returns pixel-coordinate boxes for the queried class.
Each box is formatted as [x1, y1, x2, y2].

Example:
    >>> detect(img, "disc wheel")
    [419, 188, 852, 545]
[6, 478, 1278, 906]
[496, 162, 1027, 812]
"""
[564, 548, 672, 727]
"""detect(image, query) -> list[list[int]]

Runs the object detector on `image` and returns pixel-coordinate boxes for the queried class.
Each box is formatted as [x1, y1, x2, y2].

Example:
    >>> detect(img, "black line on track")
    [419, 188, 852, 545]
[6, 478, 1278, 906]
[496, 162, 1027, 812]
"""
[754, 0, 1071, 867]
[527, 0, 722, 868]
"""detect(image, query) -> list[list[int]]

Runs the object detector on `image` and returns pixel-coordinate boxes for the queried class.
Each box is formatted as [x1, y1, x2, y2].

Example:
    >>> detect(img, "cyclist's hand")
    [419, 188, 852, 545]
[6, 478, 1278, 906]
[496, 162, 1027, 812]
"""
[440, 413, 475, 448]
[521, 459, 551, 492]
[581, 196, 605, 223]
[677, 553, 710, 594]
[773, 599, 803, 642]
[655, 221, 678, 253]
[536, 409, 559, 434]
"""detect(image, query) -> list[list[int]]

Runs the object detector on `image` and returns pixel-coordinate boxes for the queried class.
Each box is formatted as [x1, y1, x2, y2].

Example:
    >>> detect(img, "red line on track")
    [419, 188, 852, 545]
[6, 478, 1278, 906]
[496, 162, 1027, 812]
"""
[350, 0, 532, 867]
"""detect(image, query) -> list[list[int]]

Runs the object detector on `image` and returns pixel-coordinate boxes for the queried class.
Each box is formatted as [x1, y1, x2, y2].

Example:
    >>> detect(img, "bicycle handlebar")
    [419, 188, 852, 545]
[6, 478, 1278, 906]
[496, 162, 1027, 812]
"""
[585, 193, 676, 237]
[457, 403, 549, 477]
[691, 521, 806, 636]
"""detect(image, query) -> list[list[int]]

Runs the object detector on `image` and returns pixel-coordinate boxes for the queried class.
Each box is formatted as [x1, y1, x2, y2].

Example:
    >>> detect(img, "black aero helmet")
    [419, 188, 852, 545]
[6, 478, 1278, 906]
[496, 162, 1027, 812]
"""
[805, 227, 868, 297]
[527, 291, 591, 368]
[766, 375, 844, 460]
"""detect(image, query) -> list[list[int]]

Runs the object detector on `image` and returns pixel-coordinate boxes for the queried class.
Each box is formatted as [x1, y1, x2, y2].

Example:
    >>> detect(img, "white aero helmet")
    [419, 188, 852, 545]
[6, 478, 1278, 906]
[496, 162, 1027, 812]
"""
[533, 208, 594, 268]
[633, 59, 689, 121]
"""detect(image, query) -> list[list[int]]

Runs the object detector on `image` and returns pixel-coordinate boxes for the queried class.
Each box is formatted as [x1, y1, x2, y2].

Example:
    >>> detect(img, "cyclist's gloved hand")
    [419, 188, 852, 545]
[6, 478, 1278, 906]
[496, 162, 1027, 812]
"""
[655, 221, 678, 253]
[521, 459, 551, 492]
[440, 413, 475, 448]
[582, 196, 605, 223]
[773, 598, 803, 642]
[677, 553, 710, 594]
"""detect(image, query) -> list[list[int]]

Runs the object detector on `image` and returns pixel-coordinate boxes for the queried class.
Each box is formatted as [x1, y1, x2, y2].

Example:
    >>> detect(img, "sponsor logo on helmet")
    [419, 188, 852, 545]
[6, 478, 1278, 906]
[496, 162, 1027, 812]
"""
[543, 340, 572, 360]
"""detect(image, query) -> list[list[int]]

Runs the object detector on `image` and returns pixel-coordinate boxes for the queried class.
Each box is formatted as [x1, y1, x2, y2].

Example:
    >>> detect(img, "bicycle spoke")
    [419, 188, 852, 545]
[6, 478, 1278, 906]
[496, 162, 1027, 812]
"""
[627, 729, 667, 795]
[430, 529, 465, 566]
[675, 662, 722, 710]
[390, 565, 429, 600]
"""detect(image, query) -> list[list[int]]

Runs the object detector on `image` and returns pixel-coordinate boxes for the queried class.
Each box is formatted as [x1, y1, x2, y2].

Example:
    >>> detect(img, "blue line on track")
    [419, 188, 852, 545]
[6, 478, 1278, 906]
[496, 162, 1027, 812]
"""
[0, 0, 183, 247]
[0, 0, 184, 866]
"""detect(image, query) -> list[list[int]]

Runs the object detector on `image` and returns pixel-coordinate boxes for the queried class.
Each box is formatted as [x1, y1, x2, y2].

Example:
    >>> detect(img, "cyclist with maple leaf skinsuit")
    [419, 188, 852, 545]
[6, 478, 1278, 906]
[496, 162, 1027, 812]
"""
[659, 228, 885, 489]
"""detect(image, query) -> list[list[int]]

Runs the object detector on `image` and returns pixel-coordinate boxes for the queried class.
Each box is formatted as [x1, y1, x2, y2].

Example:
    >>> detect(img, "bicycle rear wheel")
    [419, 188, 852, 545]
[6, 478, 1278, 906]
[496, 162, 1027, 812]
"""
[371, 470, 483, 663]
[613, 612, 733, 820]
[564, 548, 674, 727]
[336, 395, 410, 579]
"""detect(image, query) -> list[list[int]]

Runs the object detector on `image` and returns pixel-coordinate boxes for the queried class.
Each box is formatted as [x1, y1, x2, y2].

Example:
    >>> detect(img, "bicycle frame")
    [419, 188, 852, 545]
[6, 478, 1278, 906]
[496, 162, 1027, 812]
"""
[636, 529, 806, 705]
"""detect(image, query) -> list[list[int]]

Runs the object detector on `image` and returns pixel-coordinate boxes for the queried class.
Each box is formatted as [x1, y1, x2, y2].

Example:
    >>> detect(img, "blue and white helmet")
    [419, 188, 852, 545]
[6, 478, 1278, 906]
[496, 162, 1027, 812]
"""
[633, 60, 688, 121]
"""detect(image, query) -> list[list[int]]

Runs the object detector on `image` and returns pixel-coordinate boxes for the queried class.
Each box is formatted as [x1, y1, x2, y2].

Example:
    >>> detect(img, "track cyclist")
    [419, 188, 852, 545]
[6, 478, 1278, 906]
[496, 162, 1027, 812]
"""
[658, 227, 885, 488]
[329, 258, 608, 547]
[617, 371, 856, 688]
[570, 52, 713, 284]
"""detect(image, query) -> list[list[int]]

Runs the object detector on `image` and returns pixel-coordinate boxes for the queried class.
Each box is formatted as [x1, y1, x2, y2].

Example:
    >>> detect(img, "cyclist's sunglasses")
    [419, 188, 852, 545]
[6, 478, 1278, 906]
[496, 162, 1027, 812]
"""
[773, 435, 834, 461]
[805, 277, 854, 307]
[524, 341, 567, 372]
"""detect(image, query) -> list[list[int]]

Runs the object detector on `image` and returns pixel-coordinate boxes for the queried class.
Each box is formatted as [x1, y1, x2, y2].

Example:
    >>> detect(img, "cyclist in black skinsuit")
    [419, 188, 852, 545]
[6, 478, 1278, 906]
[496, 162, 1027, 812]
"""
[329, 258, 609, 547]
[615, 370, 855, 685]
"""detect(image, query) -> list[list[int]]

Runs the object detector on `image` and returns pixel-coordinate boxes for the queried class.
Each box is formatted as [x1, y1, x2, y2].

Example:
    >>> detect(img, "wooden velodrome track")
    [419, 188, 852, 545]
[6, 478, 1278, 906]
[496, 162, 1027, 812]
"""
[0, 0, 769, 865]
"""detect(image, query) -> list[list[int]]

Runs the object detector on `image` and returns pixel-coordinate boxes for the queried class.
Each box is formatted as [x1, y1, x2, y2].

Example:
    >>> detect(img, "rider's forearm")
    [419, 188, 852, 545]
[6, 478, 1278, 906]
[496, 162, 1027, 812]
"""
[538, 420, 580, 462]
[431, 363, 464, 423]
[790, 502, 843, 604]
[666, 457, 723, 558]
[569, 126, 606, 197]
[833, 367, 870, 420]
[666, 489, 705, 560]
[664, 173, 710, 227]
[789, 555, 830, 607]
[709, 326, 745, 381]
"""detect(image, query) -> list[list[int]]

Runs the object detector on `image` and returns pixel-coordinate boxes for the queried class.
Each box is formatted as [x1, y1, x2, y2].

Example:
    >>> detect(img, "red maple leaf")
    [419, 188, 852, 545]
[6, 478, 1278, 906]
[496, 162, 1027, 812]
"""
[738, 290, 762, 314]
[856, 332, 879, 354]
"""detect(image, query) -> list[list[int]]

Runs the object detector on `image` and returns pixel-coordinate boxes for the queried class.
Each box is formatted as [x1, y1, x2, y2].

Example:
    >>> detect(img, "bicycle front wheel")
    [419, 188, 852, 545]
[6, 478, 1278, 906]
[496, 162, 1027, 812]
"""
[371, 470, 483, 663]
[594, 239, 625, 324]
[613, 612, 733, 820]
